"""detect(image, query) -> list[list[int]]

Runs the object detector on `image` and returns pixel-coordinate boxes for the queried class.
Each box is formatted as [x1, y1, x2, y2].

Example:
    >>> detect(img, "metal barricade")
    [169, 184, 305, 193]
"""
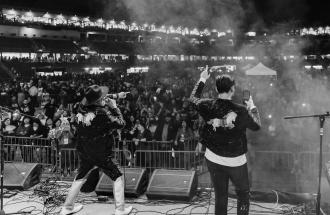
[252, 150, 330, 175]
[298, 151, 330, 177]
[58, 147, 79, 179]
[2, 136, 57, 169]
[252, 150, 295, 171]
[113, 139, 206, 172]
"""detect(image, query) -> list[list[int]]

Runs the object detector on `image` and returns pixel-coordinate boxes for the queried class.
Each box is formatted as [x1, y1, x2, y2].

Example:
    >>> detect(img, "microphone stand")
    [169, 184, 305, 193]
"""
[0, 107, 5, 215]
[0, 106, 36, 120]
[284, 111, 330, 215]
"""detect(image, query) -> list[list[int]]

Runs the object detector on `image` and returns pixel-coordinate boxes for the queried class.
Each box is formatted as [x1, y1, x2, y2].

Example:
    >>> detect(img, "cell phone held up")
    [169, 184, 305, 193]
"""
[242, 90, 250, 104]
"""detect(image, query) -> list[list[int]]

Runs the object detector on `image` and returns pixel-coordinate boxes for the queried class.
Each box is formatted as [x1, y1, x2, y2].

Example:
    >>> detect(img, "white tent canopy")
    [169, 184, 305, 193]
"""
[245, 63, 277, 76]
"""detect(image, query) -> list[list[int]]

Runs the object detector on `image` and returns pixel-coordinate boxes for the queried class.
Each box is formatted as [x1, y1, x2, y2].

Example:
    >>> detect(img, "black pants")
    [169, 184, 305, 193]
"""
[206, 159, 250, 215]
[75, 151, 122, 182]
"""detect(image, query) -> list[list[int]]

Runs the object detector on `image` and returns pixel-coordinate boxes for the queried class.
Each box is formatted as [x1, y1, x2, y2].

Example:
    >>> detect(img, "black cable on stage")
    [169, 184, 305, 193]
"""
[1, 177, 313, 215]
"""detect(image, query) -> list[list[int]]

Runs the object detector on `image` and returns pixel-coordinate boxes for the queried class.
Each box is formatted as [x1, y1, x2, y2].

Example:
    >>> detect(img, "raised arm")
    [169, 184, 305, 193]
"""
[189, 66, 210, 105]
[245, 96, 261, 131]
[189, 66, 213, 118]
[106, 99, 126, 129]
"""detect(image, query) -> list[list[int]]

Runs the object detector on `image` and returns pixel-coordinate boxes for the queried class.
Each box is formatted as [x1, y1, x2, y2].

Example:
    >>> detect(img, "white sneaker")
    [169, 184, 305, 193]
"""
[60, 204, 83, 215]
[114, 206, 133, 215]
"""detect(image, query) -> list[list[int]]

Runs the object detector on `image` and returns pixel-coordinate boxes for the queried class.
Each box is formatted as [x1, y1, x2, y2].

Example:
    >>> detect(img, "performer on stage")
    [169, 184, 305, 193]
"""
[60, 85, 132, 215]
[190, 66, 261, 215]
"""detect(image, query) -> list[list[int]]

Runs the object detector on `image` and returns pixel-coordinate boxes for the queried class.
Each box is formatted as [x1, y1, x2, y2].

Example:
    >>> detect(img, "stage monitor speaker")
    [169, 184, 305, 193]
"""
[146, 169, 197, 201]
[95, 168, 148, 197]
[4, 162, 42, 190]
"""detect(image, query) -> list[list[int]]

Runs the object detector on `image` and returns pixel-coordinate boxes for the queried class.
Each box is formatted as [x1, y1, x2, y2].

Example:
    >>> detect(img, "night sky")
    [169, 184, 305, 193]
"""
[1, 0, 329, 29]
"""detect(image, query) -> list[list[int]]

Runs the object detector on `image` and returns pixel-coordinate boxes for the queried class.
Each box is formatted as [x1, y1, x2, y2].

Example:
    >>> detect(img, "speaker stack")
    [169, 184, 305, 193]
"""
[3, 162, 42, 190]
[95, 168, 148, 197]
[146, 169, 198, 201]
[94, 168, 198, 201]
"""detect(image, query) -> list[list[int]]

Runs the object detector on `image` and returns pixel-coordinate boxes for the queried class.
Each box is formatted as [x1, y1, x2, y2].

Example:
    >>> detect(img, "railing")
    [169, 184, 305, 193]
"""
[113, 139, 204, 168]
[2, 135, 330, 191]
[58, 147, 79, 179]
[58, 139, 206, 179]
[2, 136, 57, 166]
[114, 138, 199, 152]
[251, 150, 330, 175]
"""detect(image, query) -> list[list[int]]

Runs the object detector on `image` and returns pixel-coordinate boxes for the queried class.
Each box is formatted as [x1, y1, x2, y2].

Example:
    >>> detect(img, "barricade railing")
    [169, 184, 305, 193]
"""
[251, 150, 330, 178]
[113, 139, 204, 168]
[114, 149, 205, 170]
[2, 134, 329, 192]
[114, 138, 199, 154]
[252, 150, 295, 171]
[64, 141, 330, 178]
[58, 147, 79, 179]
[2, 136, 58, 170]
[58, 139, 205, 179]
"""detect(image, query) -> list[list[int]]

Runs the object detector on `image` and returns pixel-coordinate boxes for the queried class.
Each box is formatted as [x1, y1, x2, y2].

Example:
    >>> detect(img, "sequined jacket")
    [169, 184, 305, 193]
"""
[189, 80, 261, 157]
[75, 104, 125, 155]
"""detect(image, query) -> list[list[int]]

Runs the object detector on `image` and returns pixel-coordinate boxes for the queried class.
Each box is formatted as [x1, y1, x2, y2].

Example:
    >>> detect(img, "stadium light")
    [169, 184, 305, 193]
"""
[43, 12, 51, 18]
[71, 15, 79, 21]
[246, 32, 256, 37]
[182, 27, 189, 35]
[7, 9, 16, 15]
[97, 18, 104, 23]
[318, 27, 324, 34]
[203, 28, 210, 35]
[26, 11, 34, 17]
[57, 14, 64, 20]
[313, 65, 323, 70]
[325, 26, 330, 34]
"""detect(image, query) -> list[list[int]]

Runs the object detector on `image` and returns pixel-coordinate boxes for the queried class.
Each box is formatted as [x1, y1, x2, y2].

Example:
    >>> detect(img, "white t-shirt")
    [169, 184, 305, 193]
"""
[205, 148, 247, 167]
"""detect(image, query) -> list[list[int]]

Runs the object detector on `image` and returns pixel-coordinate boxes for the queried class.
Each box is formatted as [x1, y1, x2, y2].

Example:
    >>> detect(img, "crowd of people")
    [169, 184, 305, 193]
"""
[1, 61, 329, 159]
[0, 70, 208, 167]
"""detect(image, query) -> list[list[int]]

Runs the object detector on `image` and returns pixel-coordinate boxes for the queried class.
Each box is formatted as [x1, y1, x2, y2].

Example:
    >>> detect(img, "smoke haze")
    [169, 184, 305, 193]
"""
[101, 0, 330, 194]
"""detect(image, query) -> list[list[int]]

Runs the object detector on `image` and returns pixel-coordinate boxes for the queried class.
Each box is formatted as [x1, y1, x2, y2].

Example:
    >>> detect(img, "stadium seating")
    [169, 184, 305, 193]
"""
[0, 37, 35, 52]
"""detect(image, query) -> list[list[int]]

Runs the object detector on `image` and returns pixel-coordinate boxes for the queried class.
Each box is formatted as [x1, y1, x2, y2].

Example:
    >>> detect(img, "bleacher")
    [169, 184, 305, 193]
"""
[33, 38, 81, 53]
[90, 41, 133, 54]
[0, 36, 82, 54]
[0, 36, 35, 52]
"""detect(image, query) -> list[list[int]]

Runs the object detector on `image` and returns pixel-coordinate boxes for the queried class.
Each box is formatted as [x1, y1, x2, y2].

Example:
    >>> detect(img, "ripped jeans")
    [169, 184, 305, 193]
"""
[206, 159, 250, 215]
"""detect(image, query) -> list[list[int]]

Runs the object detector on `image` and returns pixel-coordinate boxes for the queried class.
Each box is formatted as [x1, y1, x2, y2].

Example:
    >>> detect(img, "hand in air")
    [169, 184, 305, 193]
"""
[244, 96, 256, 111]
[200, 65, 211, 81]
[118, 92, 129, 99]
[105, 98, 117, 109]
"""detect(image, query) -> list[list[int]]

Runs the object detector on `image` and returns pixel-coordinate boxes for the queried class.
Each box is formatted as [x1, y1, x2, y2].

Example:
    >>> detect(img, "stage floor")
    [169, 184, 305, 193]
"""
[1, 181, 306, 215]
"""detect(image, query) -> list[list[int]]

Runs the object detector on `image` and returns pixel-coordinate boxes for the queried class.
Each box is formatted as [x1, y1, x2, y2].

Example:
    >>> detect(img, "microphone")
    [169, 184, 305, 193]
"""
[105, 92, 130, 99]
